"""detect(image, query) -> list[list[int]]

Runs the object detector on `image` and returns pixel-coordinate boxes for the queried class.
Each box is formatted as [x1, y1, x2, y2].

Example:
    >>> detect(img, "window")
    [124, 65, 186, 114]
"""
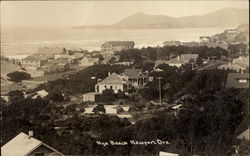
[239, 79, 247, 83]
[34, 153, 45, 156]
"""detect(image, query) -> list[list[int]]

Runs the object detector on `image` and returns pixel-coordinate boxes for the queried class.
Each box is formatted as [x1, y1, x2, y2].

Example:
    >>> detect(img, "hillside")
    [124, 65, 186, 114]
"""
[74, 7, 249, 29]
[175, 7, 249, 28]
[1, 59, 24, 85]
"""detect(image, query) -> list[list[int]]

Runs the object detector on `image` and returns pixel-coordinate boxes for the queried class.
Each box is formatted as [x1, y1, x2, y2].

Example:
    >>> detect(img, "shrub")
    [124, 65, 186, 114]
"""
[7, 71, 31, 82]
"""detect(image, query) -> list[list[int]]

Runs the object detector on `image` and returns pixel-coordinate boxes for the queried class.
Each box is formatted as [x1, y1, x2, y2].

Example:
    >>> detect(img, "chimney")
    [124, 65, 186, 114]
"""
[177, 55, 180, 60]
[108, 72, 111, 76]
[28, 130, 33, 138]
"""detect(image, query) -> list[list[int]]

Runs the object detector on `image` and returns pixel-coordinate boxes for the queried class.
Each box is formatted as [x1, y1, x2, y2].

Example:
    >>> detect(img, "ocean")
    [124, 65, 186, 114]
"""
[1, 25, 233, 59]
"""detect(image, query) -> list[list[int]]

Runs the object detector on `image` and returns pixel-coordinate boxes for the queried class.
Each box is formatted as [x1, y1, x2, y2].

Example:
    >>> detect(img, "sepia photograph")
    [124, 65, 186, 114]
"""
[0, 0, 249, 156]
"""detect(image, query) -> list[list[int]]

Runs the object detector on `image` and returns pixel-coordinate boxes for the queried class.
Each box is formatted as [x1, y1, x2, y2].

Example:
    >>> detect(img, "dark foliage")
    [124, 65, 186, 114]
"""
[7, 71, 31, 82]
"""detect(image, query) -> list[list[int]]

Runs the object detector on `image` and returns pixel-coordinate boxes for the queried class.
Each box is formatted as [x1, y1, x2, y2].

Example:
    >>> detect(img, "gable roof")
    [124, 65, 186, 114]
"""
[123, 69, 143, 79]
[168, 56, 186, 64]
[1, 132, 64, 156]
[102, 41, 135, 47]
[226, 73, 249, 88]
[80, 57, 99, 63]
[98, 73, 130, 85]
[37, 47, 66, 55]
[237, 128, 250, 141]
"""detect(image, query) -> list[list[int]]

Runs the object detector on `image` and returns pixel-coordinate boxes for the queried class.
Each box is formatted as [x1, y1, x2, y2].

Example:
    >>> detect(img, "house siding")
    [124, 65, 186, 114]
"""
[28, 145, 61, 156]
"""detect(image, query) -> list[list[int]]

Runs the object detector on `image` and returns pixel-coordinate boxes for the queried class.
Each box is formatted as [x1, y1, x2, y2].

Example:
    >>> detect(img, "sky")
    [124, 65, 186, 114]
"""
[1, 1, 249, 26]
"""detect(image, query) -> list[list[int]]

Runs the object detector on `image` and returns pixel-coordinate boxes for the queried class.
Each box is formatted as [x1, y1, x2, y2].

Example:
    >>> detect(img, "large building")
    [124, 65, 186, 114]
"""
[36, 47, 66, 58]
[1, 132, 64, 156]
[21, 55, 48, 70]
[95, 73, 132, 93]
[101, 41, 135, 55]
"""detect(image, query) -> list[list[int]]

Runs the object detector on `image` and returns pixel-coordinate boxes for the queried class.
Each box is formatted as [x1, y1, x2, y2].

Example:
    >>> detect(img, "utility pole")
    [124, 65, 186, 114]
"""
[156, 77, 163, 104]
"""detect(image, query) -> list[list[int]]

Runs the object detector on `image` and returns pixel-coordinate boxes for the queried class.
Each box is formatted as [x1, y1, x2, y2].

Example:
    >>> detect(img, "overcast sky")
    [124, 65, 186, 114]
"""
[1, 1, 249, 26]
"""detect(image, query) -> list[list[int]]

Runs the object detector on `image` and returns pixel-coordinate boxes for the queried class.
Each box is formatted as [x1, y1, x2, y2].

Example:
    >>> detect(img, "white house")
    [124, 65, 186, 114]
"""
[95, 73, 132, 93]
[121, 69, 148, 87]
[79, 57, 99, 66]
[1, 132, 64, 156]
[31, 90, 49, 99]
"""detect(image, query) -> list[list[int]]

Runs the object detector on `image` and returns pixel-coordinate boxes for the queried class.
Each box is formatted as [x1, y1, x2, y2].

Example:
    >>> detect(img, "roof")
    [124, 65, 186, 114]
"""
[206, 42, 228, 50]
[83, 92, 100, 96]
[180, 54, 199, 63]
[233, 56, 249, 69]
[218, 64, 246, 71]
[163, 41, 181, 46]
[155, 60, 169, 66]
[22, 55, 47, 61]
[168, 56, 186, 65]
[35, 90, 49, 98]
[55, 54, 73, 59]
[182, 41, 200, 47]
[123, 69, 143, 79]
[236, 128, 249, 140]
[80, 57, 99, 63]
[50, 58, 70, 65]
[172, 104, 182, 110]
[71, 53, 84, 58]
[1, 132, 64, 156]
[37, 47, 66, 55]
[102, 41, 135, 47]
[226, 73, 249, 88]
[98, 73, 130, 85]
[159, 151, 179, 156]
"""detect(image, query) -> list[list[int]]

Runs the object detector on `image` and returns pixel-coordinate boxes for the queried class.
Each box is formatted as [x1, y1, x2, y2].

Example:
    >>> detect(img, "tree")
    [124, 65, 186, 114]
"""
[8, 90, 24, 103]
[108, 57, 117, 64]
[96, 54, 104, 62]
[116, 89, 126, 99]
[92, 104, 106, 115]
[196, 56, 203, 66]
[7, 71, 31, 82]
[48, 92, 64, 102]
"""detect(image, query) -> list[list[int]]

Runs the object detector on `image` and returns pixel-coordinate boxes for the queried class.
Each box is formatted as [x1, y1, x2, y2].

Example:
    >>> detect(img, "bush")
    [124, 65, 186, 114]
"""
[7, 71, 31, 82]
